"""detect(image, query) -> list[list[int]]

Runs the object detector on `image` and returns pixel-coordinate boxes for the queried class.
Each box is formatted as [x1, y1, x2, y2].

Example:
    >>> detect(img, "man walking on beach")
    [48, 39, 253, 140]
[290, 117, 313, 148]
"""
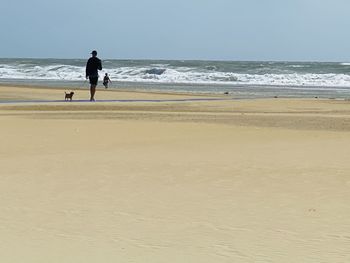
[86, 50, 102, 101]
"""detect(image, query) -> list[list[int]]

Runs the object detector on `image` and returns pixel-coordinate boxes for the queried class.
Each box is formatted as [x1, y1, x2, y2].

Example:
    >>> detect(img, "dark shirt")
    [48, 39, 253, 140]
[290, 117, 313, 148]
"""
[86, 57, 102, 78]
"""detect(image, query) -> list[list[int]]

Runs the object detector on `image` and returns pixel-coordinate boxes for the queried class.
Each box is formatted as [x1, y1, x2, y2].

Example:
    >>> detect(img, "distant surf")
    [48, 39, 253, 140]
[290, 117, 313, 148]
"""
[1, 58, 350, 98]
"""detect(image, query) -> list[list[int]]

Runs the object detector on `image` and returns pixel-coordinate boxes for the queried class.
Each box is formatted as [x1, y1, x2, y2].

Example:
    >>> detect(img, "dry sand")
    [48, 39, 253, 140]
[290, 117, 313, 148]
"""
[1, 85, 350, 262]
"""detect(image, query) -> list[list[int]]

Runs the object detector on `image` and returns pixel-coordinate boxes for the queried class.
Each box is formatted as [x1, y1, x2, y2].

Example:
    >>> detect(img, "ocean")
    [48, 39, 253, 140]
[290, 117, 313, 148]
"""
[1, 58, 350, 98]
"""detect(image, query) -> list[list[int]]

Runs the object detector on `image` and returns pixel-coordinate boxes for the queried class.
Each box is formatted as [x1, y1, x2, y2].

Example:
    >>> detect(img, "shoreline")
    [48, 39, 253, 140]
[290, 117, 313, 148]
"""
[0, 83, 222, 97]
[1, 83, 349, 102]
[1, 84, 350, 132]
[1, 80, 350, 99]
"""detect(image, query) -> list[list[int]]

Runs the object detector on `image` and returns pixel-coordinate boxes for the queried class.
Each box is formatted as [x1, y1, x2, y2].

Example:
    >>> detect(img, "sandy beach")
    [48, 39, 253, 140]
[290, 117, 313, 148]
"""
[1, 85, 350, 262]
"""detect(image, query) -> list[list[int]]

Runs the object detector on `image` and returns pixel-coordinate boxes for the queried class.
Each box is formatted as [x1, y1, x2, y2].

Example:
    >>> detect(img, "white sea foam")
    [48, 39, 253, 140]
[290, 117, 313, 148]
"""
[101, 67, 350, 88]
[0, 64, 84, 80]
[1, 61, 350, 89]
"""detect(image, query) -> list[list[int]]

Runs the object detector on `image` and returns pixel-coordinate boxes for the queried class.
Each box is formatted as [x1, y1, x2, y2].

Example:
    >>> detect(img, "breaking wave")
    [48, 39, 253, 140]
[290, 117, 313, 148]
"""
[1, 59, 350, 88]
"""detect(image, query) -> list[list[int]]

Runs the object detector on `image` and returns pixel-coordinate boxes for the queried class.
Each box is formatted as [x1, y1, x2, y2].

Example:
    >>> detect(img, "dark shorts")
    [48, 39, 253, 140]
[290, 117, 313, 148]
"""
[89, 76, 98, 85]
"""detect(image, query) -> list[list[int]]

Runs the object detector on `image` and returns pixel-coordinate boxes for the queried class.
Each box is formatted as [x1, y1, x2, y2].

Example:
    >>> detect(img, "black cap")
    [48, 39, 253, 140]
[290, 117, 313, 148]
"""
[91, 50, 97, 55]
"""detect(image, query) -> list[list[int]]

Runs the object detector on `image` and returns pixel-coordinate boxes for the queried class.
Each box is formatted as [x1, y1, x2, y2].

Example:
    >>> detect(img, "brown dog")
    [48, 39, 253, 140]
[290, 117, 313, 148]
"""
[65, 91, 74, 101]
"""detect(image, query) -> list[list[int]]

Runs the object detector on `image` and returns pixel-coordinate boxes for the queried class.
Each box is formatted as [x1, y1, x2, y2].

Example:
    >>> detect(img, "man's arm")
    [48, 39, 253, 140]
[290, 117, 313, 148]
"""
[85, 60, 89, 78]
[98, 59, 102, 71]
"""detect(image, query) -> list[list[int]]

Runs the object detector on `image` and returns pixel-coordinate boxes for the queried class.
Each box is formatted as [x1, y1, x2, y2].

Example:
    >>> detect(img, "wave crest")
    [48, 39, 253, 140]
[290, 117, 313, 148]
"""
[1, 60, 350, 88]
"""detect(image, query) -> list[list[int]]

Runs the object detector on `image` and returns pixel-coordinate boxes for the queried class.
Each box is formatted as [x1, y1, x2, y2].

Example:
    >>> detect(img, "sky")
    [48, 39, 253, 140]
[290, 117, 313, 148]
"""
[1, 0, 350, 61]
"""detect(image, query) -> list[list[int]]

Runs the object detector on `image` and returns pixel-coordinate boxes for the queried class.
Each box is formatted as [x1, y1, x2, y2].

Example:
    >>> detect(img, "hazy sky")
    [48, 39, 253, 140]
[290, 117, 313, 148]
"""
[2, 0, 350, 61]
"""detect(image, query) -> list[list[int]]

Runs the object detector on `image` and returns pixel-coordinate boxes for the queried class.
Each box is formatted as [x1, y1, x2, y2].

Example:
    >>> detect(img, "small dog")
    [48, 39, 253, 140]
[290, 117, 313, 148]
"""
[65, 91, 74, 101]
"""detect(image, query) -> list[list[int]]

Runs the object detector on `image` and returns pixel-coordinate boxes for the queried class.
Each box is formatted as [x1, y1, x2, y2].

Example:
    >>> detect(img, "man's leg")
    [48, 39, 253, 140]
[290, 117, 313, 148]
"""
[90, 84, 96, 101]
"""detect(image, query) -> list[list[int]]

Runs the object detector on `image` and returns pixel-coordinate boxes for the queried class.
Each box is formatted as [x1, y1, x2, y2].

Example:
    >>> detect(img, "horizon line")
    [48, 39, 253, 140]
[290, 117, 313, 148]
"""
[0, 56, 349, 64]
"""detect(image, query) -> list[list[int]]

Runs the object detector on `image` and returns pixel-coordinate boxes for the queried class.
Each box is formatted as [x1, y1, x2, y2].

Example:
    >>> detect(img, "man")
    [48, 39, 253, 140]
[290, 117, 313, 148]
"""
[86, 50, 102, 101]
